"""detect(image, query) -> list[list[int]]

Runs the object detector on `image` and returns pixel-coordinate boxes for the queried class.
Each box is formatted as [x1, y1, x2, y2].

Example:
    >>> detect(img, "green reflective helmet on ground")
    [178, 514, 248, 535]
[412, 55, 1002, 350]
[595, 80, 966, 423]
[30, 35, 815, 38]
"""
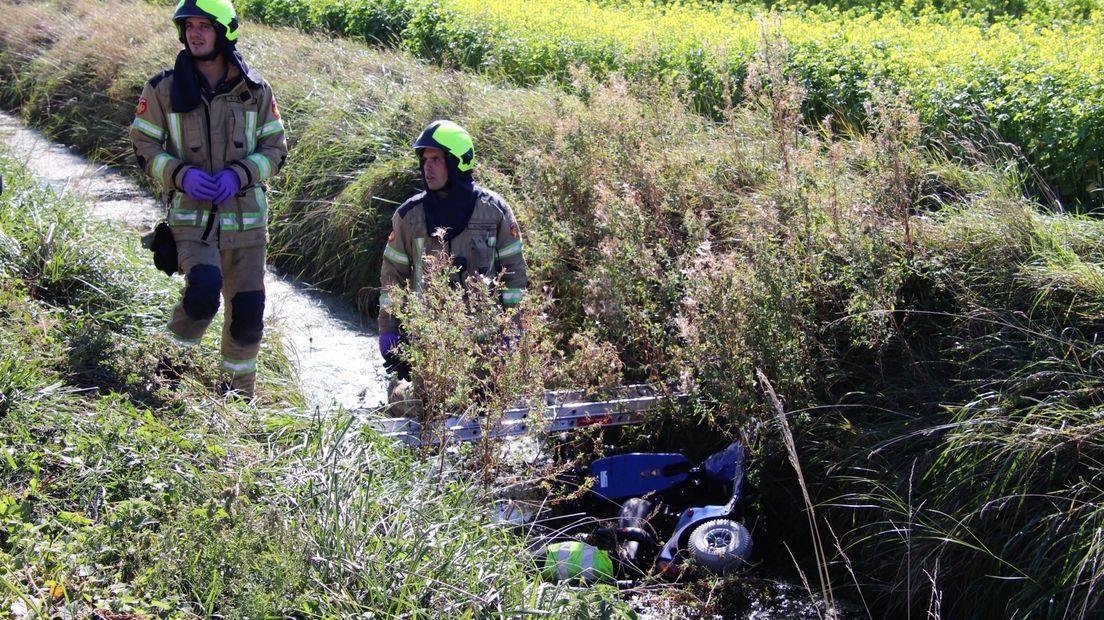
[173, 0, 240, 43]
[413, 120, 475, 173]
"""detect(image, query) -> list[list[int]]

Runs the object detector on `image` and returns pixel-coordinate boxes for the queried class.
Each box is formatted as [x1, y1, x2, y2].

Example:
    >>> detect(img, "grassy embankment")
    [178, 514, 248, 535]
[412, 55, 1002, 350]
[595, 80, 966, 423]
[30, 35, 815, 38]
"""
[0, 151, 631, 617]
[2, 0, 1104, 617]
[238, 0, 1104, 209]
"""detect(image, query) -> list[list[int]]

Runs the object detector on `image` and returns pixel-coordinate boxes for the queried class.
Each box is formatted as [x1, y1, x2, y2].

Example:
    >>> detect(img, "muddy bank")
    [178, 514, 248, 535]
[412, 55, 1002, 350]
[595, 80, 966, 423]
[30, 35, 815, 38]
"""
[0, 110, 388, 410]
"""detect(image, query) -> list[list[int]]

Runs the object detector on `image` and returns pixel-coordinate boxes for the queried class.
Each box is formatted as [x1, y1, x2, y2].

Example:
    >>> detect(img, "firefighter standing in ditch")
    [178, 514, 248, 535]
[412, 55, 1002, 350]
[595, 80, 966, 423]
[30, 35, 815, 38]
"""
[378, 120, 528, 379]
[130, 0, 287, 398]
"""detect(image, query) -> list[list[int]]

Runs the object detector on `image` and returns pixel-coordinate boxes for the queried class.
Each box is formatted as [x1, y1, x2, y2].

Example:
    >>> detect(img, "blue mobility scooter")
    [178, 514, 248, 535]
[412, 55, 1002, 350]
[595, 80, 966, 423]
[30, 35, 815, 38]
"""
[584, 439, 753, 579]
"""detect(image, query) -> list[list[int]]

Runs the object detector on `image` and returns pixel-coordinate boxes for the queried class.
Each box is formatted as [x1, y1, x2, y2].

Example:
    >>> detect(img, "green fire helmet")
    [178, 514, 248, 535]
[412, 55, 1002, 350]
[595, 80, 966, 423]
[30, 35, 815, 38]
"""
[413, 120, 475, 173]
[173, 0, 240, 43]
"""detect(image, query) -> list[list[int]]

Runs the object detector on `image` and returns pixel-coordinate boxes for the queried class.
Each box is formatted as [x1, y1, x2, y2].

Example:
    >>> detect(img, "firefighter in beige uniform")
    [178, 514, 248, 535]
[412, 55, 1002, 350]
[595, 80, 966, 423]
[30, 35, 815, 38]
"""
[130, 0, 287, 397]
[378, 120, 527, 379]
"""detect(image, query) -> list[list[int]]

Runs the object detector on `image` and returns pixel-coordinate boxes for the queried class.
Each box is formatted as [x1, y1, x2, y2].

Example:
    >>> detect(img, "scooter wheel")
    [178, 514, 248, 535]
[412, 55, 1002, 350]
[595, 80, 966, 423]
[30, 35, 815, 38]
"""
[687, 518, 752, 573]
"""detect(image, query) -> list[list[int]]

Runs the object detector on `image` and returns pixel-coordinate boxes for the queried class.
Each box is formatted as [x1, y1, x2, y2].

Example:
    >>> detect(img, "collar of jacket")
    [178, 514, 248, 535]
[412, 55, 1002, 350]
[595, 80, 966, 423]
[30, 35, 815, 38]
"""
[171, 47, 263, 113]
[422, 176, 479, 244]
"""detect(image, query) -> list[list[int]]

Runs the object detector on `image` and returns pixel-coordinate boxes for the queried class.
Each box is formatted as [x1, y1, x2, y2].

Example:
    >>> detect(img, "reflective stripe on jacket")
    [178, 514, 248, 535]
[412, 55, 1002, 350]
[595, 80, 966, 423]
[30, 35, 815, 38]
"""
[541, 542, 615, 584]
[129, 68, 287, 249]
[378, 186, 528, 334]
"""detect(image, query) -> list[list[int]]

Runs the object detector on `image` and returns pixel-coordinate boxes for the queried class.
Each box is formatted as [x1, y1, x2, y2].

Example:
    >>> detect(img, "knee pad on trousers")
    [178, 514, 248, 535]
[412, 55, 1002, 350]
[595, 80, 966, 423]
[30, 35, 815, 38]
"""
[229, 290, 265, 345]
[183, 264, 222, 320]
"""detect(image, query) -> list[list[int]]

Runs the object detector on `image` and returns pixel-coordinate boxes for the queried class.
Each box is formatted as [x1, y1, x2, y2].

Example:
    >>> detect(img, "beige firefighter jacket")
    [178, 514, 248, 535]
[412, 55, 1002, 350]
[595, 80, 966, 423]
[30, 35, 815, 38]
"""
[129, 66, 287, 249]
[378, 186, 528, 334]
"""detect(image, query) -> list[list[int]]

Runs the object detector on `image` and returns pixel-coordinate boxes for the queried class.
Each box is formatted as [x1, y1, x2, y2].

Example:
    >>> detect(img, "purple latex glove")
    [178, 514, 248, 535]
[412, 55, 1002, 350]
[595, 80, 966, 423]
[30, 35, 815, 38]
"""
[180, 168, 219, 202]
[379, 332, 401, 358]
[211, 169, 241, 205]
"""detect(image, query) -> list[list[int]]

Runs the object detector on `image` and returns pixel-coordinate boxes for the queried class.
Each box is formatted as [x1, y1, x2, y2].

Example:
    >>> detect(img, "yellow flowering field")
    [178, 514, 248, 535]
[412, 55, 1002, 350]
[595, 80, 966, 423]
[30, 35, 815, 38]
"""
[240, 0, 1104, 205]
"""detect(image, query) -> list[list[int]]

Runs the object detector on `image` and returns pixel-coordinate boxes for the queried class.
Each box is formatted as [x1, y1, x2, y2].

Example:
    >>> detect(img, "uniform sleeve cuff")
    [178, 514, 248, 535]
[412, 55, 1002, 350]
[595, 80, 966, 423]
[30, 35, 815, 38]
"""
[171, 163, 193, 191]
[230, 161, 254, 189]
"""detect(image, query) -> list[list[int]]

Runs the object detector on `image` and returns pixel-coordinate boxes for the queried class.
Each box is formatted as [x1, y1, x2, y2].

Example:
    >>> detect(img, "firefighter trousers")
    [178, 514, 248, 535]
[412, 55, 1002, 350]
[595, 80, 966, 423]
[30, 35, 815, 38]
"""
[168, 239, 266, 394]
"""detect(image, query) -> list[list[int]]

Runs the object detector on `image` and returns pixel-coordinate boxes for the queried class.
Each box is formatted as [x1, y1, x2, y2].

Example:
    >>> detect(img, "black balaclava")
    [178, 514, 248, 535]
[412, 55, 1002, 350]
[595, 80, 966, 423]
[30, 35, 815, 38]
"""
[421, 150, 478, 244]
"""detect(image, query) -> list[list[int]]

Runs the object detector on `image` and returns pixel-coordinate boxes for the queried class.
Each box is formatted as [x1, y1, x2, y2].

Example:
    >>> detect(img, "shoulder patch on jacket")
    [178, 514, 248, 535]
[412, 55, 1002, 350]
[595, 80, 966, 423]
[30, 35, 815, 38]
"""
[148, 69, 173, 89]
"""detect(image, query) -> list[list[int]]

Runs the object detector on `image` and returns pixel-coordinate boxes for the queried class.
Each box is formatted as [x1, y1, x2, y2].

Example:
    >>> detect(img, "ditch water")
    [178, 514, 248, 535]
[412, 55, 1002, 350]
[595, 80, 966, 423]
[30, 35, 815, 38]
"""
[0, 110, 389, 411]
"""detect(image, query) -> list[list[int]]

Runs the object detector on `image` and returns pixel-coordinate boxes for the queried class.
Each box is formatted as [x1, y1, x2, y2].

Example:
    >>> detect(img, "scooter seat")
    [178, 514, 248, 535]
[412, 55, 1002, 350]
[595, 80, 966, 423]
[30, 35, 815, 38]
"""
[590, 452, 692, 500]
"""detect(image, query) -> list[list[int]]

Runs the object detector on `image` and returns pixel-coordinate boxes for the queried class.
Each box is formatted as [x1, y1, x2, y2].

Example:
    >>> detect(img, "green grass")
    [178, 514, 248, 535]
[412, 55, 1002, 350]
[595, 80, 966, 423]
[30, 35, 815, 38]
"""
[3, 0, 1104, 616]
[0, 149, 311, 617]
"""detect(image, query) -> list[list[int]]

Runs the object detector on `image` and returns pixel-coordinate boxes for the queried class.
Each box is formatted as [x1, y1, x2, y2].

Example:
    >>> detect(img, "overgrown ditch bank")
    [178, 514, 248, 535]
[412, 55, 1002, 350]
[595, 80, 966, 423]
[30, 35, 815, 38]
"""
[4, 0, 1104, 617]
[0, 124, 826, 619]
[4, 109, 880, 620]
[0, 143, 642, 619]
